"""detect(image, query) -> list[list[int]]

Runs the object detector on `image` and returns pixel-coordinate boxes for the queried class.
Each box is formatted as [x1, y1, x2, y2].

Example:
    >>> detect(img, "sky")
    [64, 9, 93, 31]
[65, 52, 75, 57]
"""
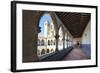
[39, 14, 52, 35]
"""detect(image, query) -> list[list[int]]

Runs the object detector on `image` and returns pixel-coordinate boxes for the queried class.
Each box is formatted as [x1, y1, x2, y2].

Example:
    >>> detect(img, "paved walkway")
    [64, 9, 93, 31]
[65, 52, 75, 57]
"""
[63, 48, 88, 60]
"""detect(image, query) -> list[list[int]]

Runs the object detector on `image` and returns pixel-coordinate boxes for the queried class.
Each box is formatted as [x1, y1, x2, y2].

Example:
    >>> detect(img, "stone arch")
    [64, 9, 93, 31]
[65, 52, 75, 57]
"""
[33, 11, 44, 33]
[38, 12, 57, 37]
[58, 25, 64, 50]
[58, 24, 65, 35]
[50, 13, 59, 33]
[58, 25, 64, 37]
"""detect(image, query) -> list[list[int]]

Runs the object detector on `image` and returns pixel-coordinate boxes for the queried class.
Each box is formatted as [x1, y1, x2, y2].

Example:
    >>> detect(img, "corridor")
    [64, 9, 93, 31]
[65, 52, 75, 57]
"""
[63, 48, 89, 60]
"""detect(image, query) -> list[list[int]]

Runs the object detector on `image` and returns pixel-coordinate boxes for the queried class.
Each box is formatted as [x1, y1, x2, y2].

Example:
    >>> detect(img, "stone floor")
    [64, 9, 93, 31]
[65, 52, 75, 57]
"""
[63, 48, 89, 60]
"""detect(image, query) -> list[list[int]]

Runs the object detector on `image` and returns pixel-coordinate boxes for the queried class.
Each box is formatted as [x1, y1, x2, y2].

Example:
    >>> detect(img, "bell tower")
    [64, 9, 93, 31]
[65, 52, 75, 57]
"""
[44, 20, 49, 37]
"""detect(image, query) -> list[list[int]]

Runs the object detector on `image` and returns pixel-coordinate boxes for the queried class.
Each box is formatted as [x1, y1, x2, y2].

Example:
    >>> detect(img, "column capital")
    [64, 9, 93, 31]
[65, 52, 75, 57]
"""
[33, 26, 41, 34]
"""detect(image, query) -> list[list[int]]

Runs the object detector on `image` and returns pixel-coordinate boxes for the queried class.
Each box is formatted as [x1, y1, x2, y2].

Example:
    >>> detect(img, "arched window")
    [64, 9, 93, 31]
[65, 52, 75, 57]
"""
[48, 40, 50, 45]
[41, 39, 44, 46]
[41, 49, 45, 54]
[47, 49, 49, 53]
[51, 40, 53, 45]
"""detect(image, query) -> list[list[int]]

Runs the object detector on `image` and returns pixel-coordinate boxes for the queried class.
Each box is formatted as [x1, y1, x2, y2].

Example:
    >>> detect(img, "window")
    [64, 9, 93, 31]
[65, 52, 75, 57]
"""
[41, 49, 45, 54]
[48, 40, 50, 45]
[47, 49, 50, 53]
[51, 40, 53, 45]
[41, 39, 44, 46]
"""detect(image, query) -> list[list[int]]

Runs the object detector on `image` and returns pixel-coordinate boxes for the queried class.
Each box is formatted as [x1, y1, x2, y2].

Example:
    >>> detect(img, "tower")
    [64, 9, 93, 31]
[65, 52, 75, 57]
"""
[44, 20, 49, 37]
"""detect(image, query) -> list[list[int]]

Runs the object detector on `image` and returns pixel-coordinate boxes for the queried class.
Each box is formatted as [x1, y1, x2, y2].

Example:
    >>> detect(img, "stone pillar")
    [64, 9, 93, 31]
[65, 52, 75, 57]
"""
[62, 37, 65, 49]
[55, 34, 59, 52]
[50, 13, 60, 52]
[67, 33, 68, 48]
[65, 38, 67, 48]
[50, 13, 58, 33]
[23, 11, 43, 62]
[23, 10, 38, 62]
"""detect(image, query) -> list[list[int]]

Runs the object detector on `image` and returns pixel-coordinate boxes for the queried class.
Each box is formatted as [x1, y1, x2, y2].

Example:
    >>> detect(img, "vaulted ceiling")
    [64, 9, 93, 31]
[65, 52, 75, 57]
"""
[56, 12, 90, 38]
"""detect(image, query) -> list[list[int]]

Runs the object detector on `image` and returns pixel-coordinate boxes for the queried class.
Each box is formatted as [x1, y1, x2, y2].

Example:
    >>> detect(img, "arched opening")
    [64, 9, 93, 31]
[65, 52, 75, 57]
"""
[41, 39, 44, 46]
[58, 26, 64, 51]
[48, 40, 50, 45]
[47, 49, 50, 53]
[51, 40, 53, 45]
[38, 13, 56, 56]
[41, 49, 46, 55]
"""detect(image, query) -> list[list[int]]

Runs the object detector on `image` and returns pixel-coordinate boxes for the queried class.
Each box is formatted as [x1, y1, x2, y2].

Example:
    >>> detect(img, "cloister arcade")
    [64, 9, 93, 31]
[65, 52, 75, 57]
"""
[23, 10, 90, 62]
[37, 12, 73, 60]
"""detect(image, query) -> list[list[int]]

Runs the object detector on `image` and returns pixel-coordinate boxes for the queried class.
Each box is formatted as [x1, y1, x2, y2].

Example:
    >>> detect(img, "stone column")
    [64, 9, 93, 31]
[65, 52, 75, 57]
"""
[23, 11, 43, 62]
[55, 34, 59, 52]
[62, 36, 65, 49]
[23, 11, 38, 62]
[67, 33, 68, 48]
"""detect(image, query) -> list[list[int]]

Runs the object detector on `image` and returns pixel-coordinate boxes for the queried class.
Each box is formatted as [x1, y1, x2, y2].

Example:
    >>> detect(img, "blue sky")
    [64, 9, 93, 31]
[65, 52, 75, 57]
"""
[39, 14, 52, 35]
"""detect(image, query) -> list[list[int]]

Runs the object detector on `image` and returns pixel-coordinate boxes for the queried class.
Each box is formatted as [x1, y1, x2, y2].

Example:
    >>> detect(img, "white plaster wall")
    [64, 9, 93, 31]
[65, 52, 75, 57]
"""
[81, 21, 91, 45]
[73, 38, 81, 45]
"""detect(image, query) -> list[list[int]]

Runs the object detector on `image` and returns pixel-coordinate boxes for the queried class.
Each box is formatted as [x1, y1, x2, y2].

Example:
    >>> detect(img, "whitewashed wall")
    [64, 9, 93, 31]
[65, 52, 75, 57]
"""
[81, 21, 91, 58]
[81, 21, 91, 45]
